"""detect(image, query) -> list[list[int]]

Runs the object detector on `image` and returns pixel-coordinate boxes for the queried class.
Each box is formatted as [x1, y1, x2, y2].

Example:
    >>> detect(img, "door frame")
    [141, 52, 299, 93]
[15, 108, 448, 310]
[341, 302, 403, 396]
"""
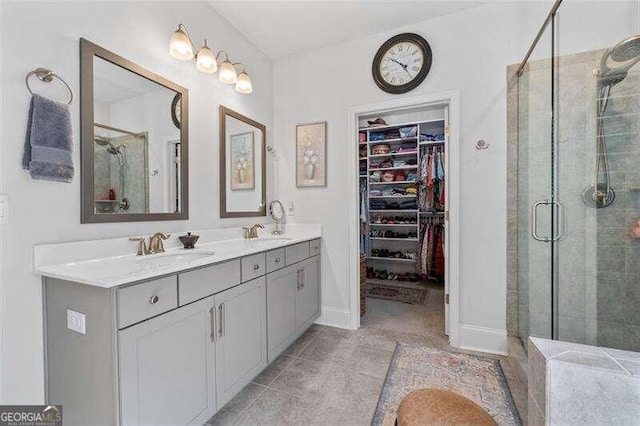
[346, 90, 460, 347]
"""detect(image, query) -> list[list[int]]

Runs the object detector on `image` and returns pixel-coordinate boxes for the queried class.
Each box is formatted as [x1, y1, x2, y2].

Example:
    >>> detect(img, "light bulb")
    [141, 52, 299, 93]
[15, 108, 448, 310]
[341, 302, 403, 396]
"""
[196, 42, 217, 73]
[169, 27, 194, 60]
[235, 71, 253, 94]
[219, 60, 238, 85]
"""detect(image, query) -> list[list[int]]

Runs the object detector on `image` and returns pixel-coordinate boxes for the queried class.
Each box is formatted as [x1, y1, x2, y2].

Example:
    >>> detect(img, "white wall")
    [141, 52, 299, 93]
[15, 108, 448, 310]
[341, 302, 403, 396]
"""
[272, 2, 550, 351]
[0, 2, 273, 403]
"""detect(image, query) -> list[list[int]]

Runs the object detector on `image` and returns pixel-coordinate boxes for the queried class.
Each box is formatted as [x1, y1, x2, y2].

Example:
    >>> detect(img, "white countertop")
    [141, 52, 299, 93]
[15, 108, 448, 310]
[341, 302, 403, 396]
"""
[34, 224, 321, 288]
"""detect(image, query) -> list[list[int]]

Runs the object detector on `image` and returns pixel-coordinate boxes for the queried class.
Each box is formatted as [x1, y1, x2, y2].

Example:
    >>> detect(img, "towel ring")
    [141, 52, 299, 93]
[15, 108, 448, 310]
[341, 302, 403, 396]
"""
[25, 67, 73, 105]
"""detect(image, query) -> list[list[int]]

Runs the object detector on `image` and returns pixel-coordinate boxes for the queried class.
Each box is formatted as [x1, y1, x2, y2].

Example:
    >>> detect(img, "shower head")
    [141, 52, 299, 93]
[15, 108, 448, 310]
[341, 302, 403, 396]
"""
[610, 35, 640, 62]
[598, 35, 640, 87]
[95, 137, 121, 155]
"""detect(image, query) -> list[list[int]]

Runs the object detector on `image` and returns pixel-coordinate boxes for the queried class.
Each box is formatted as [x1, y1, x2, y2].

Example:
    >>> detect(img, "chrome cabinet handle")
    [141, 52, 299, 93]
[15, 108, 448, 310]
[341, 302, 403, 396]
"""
[218, 303, 226, 338]
[209, 308, 216, 342]
[253, 264, 260, 271]
[554, 201, 566, 242]
[149, 295, 159, 305]
[296, 269, 305, 290]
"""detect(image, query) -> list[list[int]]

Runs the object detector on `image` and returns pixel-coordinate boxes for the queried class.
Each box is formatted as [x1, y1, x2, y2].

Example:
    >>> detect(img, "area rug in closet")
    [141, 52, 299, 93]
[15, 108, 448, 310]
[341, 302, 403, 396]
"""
[373, 344, 521, 426]
[366, 282, 429, 305]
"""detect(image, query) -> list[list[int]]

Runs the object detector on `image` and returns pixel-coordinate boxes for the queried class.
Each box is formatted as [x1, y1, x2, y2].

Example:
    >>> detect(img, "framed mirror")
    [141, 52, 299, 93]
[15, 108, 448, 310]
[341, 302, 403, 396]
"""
[220, 106, 266, 218]
[80, 39, 189, 223]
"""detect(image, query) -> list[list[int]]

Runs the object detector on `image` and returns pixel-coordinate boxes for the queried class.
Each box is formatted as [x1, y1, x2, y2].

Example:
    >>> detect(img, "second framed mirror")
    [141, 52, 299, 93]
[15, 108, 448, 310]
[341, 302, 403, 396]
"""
[220, 106, 266, 218]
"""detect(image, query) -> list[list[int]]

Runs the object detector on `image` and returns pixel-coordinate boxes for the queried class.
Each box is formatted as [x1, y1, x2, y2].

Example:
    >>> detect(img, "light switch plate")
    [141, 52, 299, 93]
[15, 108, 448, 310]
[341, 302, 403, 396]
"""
[67, 309, 86, 334]
[0, 194, 8, 225]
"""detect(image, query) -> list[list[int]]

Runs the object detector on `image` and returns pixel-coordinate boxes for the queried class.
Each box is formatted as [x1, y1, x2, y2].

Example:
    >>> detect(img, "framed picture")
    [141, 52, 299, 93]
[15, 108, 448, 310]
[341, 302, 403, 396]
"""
[296, 122, 327, 187]
[230, 131, 255, 190]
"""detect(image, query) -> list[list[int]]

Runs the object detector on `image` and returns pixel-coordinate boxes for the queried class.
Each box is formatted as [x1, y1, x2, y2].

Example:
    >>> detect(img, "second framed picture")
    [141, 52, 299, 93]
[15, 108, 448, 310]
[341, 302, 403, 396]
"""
[230, 131, 255, 190]
[296, 122, 327, 187]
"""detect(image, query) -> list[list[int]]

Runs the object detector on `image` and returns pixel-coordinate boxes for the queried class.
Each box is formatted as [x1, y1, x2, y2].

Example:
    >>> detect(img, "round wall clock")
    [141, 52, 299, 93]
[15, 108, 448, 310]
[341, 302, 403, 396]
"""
[171, 93, 181, 129]
[372, 33, 432, 94]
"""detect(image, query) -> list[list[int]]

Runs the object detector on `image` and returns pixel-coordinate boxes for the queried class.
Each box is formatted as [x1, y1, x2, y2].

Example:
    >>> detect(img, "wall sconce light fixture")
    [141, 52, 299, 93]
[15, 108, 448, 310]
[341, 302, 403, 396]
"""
[169, 24, 252, 94]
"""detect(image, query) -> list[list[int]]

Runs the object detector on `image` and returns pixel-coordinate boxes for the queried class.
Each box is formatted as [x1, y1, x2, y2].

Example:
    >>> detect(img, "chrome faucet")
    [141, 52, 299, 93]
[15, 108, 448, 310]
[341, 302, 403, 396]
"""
[129, 232, 171, 256]
[149, 232, 171, 254]
[243, 224, 264, 239]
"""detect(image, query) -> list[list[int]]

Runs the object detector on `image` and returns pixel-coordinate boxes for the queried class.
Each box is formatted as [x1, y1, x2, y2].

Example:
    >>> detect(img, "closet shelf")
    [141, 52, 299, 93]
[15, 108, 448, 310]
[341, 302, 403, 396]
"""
[369, 210, 418, 213]
[369, 223, 418, 227]
[368, 195, 417, 199]
[419, 141, 445, 146]
[369, 166, 418, 172]
[368, 152, 417, 158]
[420, 211, 445, 215]
[359, 118, 445, 132]
[368, 137, 417, 144]
[367, 257, 417, 263]
[369, 181, 417, 185]
[369, 237, 419, 242]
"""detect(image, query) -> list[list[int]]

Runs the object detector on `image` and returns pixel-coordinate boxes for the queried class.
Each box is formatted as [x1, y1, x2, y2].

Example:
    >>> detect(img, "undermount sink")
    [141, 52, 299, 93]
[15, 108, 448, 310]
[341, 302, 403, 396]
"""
[136, 251, 216, 269]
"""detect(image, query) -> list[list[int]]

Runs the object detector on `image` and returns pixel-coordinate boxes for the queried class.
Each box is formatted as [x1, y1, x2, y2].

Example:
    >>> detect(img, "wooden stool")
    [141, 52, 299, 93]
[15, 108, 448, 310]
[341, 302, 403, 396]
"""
[396, 389, 497, 426]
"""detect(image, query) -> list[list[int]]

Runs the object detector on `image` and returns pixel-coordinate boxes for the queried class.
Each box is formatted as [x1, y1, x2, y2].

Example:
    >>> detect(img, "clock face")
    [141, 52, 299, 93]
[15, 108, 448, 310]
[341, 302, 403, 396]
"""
[372, 33, 432, 94]
[171, 93, 182, 129]
[379, 41, 425, 87]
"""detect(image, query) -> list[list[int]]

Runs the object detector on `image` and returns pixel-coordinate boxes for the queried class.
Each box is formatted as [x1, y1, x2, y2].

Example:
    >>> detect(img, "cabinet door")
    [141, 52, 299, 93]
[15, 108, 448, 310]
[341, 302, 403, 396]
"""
[266, 265, 300, 361]
[214, 277, 267, 408]
[119, 296, 216, 426]
[297, 256, 321, 328]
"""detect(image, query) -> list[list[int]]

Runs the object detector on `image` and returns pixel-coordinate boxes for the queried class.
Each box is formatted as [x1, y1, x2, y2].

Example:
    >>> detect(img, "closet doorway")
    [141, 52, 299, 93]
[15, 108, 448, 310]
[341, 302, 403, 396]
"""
[348, 91, 460, 346]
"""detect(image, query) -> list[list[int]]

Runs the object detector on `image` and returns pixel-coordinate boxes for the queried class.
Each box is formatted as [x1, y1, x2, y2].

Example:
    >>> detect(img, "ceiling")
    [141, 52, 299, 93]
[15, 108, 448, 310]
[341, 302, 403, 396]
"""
[209, 1, 490, 60]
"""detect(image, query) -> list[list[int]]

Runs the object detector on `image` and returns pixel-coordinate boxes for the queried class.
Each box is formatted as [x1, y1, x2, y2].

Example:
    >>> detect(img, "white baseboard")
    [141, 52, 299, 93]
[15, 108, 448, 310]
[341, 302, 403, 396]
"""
[315, 306, 352, 329]
[458, 324, 508, 355]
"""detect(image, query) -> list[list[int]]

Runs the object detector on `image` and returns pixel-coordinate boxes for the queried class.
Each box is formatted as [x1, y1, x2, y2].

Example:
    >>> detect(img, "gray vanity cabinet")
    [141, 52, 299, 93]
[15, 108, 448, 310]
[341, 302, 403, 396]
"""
[266, 250, 321, 361]
[214, 276, 267, 408]
[266, 265, 299, 361]
[118, 295, 217, 426]
[297, 256, 321, 328]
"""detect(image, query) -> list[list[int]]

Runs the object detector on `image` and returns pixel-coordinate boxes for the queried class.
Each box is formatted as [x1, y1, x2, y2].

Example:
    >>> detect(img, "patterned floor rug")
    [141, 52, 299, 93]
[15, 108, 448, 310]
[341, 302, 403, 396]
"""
[366, 282, 429, 305]
[373, 344, 522, 425]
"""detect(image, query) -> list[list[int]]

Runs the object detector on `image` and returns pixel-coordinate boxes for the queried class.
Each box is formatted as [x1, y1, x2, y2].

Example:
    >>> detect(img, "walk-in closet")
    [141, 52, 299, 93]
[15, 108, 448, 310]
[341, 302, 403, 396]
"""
[359, 103, 449, 335]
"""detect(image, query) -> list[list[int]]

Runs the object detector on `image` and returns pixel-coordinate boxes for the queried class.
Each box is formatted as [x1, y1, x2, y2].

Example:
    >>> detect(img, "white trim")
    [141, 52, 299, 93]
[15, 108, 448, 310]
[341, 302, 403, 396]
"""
[316, 306, 352, 329]
[346, 90, 461, 347]
[458, 324, 508, 355]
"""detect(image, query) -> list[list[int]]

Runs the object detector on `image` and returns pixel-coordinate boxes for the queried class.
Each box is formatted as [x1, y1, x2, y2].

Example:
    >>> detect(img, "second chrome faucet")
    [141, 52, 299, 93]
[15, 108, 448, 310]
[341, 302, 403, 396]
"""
[130, 232, 171, 256]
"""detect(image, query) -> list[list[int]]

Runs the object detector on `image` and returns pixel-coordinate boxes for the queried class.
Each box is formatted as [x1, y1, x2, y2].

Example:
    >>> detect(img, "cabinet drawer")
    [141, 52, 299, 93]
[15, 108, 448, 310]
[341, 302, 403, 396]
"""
[179, 259, 241, 305]
[117, 276, 178, 329]
[242, 253, 266, 282]
[285, 242, 310, 266]
[265, 248, 286, 273]
[309, 239, 321, 256]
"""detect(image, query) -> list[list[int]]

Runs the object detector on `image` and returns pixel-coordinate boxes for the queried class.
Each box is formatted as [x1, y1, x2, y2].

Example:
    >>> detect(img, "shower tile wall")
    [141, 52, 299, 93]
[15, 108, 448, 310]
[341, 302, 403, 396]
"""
[508, 48, 640, 352]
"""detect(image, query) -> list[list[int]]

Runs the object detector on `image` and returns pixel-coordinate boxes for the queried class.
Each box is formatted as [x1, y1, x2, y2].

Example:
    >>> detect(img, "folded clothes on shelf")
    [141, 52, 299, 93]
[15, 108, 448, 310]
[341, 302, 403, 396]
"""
[370, 132, 386, 141]
[369, 190, 382, 196]
[399, 200, 418, 209]
[395, 170, 406, 181]
[369, 171, 382, 182]
[370, 249, 418, 260]
[372, 144, 390, 155]
[435, 133, 445, 141]
[406, 158, 417, 165]
[385, 129, 401, 139]
[369, 229, 417, 238]
[359, 132, 366, 142]
[399, 126, 417, 138]
[393, 160, 406, 168]
[406, 187, 417, 195]
[406, 173, 417, 182]
[369, 200, 387, 210]
[420, 134, 434, 142]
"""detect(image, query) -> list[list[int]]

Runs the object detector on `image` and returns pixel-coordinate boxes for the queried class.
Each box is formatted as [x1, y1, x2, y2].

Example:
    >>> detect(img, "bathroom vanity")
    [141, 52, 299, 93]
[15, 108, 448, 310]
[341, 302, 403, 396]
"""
[36, 227, 321, 425]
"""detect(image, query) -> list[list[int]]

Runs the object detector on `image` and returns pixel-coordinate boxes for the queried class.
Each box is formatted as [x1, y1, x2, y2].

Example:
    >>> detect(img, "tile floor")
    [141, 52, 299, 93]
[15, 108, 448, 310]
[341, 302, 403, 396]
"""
[207, 286, 528, 425]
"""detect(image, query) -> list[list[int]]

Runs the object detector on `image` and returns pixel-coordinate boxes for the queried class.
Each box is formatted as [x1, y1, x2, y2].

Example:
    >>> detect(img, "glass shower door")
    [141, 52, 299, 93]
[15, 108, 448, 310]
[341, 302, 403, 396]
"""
[554, 3, 640, 350]
[516, 20, 556, 341]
